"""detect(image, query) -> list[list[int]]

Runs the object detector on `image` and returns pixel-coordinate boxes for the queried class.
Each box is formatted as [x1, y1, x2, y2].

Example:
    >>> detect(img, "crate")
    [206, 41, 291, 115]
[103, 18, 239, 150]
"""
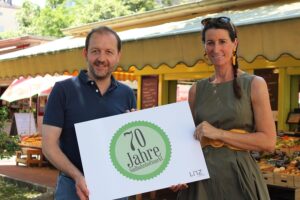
[294, 175, 300, 188]
[262, 171, 274, 185]
[268, 185, 300, 200]
[279, 147, 291, 156]
[296, 188, 300, 200]
[289, 146, 300, 156]
[274, 173, 295, 188]
[278, 146, 300, 156]
[15, 148, 43, 167]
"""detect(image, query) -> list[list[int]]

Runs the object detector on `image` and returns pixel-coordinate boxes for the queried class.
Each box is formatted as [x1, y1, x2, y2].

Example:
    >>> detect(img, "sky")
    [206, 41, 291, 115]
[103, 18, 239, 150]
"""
[13, 0, 46, 7]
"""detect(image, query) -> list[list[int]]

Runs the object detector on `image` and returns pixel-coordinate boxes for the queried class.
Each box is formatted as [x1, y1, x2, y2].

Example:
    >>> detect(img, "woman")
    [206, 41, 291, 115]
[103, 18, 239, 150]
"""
[175, 17, 276, 200]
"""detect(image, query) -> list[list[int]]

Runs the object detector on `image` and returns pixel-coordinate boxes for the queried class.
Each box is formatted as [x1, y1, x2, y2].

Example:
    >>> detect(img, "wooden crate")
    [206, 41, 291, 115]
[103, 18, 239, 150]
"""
[279, 147, 291, 156]
[278, 146, 300, 156]
[15, 148, 43, 167]
[262, 171, 274, 185]
[268, 185, 300, 200]
[296, 188, 300, 200]
[274, 173, 295, 188]
[289, 146, 300, 157]
[294, 175, 300, 188]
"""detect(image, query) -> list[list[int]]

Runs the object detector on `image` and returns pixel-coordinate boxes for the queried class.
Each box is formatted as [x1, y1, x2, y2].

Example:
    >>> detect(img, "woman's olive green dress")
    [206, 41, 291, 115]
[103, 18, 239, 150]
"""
[177, 73, 270, 200]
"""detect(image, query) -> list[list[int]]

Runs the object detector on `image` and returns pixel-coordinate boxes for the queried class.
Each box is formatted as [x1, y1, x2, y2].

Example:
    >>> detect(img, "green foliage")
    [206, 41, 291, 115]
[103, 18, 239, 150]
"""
[0, 133, 19, 159]
[46, 0, 67, 8]
[15, 0, 73, 37]
[12, 0, 189, 37]
[15, 0, 40, 36]
[0, 31, 21, 39]
[35, 5, 74, 37]
[0, 106, 20, 159]
[0, 106, 8, 130]
[72, 0, 130, 26]
[123, 0, 159, 13]
[0, 179, 42, 199]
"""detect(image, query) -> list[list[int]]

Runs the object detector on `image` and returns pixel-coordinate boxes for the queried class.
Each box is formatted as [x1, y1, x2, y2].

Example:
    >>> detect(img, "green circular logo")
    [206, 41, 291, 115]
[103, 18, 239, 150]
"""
[110, 121, 171, 181]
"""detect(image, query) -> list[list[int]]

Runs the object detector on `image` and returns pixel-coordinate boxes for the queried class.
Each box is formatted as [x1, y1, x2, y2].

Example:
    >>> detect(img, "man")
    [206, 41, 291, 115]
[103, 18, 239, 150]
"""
[42, 26, 136, 200]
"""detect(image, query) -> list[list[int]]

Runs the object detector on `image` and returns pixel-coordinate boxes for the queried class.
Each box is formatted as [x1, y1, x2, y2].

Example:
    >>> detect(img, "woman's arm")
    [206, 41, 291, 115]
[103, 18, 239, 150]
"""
[195, 76, 276, 152]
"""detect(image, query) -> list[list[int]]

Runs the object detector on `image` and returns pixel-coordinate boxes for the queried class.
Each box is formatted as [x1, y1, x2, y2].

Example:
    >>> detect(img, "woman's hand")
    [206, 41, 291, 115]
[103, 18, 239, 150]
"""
[170, 184, 188, 192]
[194, 121, 223, 141]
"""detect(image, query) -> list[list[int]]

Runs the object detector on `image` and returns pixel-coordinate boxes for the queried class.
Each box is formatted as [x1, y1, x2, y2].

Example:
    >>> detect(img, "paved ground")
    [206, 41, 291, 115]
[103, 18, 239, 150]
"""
[0, 157, 177, 200]
[0, 156, 58, 188]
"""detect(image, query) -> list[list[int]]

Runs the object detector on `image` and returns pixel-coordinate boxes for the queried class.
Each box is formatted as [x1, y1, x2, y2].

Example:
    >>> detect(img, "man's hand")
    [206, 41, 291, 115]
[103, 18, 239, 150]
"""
[75, 175, 89, 200]
[126, 108, 136, 113]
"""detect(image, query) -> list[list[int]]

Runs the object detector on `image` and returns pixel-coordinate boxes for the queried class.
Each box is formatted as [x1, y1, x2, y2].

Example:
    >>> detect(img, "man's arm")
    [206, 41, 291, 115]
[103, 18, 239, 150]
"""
[42, 124, 89, 199]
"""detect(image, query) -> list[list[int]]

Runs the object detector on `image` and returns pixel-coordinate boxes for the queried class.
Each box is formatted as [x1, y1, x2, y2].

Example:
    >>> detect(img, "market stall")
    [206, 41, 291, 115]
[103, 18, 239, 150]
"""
[256, 135, 300, 199]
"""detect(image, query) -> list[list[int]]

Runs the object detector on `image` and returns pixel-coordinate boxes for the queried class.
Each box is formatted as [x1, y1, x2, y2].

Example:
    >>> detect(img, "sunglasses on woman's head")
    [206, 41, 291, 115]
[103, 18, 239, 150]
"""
[201, 16, 231, 26]
[201, 16, 236, 34]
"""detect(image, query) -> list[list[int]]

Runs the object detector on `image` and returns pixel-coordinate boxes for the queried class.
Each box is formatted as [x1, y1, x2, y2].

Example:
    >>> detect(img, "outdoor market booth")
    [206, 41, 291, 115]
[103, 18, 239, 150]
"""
[0, 1, 297, 132]
[0, 0, 300, 198]
[0, 74, 73, 167]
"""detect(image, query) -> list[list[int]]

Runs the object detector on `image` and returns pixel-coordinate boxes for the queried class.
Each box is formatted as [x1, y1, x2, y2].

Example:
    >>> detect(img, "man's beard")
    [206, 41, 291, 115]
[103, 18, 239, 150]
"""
[88, 62, 111, 80]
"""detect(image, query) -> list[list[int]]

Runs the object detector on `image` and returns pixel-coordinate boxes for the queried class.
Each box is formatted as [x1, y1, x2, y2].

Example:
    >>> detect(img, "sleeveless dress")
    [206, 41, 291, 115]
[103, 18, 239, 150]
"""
[177, 73, 270, 200]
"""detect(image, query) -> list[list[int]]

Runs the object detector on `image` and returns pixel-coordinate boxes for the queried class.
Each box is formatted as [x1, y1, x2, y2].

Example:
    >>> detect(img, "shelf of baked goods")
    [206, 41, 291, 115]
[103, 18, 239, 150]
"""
[18, 133, 42, 148]
[255, 136, 300, 188]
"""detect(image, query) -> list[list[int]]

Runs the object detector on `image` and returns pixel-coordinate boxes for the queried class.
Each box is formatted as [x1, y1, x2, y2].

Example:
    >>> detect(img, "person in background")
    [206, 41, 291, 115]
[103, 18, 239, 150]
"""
[42, 26, 136, 200]
[172, 16, 276, 199]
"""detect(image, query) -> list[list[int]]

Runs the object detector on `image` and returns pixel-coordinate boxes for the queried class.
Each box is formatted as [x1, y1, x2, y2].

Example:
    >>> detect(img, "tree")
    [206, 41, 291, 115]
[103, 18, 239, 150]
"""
[0, 31, 20, 39]
[34, 1, 74, 37]
[71, 0, 168, 26]
[13, 0, 190, 37]
[15, 0, 40, 35]
[123, 0, 159, 13]
[15, 0, 73, 37]
[71, 0, 130, 26]
[46, 0, 67, 8]
[0, 106, 19, 159]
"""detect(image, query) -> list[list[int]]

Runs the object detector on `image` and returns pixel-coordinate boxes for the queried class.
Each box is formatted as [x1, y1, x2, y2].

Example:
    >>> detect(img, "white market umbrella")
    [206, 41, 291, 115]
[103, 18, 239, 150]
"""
[0, 74, 72, 103]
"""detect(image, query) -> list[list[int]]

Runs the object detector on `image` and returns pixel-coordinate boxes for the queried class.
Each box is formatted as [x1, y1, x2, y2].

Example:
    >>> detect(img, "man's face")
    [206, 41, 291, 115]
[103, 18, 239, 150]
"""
[84, 32, 121, 81]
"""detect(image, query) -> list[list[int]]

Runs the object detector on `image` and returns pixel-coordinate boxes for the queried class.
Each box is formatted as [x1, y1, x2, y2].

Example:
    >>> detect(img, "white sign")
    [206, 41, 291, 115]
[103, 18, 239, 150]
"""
[14, 113, 37, 135]
[75, 101, 209, 200]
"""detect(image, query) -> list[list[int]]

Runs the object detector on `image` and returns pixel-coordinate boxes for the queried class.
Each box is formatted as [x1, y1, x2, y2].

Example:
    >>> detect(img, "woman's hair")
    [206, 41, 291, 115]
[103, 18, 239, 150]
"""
[201, 17, 241, 99]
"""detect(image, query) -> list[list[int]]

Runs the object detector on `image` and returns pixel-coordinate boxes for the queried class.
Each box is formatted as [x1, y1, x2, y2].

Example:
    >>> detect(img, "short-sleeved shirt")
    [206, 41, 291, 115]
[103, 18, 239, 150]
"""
[43, 70, 136, 173]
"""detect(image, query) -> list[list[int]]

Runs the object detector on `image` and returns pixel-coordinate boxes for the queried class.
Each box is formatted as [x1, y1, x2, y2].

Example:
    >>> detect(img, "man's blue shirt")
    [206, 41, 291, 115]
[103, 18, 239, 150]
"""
[43, 70, 136, 173]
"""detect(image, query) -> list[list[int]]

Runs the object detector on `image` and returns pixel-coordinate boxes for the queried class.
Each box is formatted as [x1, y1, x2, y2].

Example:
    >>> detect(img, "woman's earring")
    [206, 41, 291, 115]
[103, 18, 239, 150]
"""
[232, 51, 237, 66]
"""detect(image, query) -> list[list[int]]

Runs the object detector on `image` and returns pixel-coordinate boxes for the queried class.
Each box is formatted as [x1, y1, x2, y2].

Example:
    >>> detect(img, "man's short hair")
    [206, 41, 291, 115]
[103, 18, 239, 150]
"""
[85, 26, 122, 52]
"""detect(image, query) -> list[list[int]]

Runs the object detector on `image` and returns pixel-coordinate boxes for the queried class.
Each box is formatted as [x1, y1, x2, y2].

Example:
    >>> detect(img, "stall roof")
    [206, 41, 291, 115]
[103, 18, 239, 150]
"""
[2, 1, 300, 58]
[119, 2, 300, 40]
[62, 0, 276, 36]
[0, 35, 53, 55]
[0, 1, 299, 77]
[0, 36, 85, 60]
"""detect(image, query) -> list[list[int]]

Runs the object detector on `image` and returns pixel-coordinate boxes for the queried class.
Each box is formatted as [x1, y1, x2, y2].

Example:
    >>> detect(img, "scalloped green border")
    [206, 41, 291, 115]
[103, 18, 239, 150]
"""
[110, 121, 171, 181]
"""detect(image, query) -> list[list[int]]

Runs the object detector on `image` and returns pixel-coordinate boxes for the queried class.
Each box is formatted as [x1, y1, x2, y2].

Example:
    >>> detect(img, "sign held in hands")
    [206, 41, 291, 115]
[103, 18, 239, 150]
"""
[75, 101, 209, 200]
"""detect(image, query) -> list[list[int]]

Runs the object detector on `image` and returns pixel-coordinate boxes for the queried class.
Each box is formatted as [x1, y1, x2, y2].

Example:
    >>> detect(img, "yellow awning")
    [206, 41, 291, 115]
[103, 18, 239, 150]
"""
[0, 2, 299, 79]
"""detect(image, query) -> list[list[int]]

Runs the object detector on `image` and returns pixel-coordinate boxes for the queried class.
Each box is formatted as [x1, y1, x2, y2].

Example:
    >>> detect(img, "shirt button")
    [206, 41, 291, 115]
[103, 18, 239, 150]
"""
[96, 89, 99, 93]
[91, 81, 94, 85]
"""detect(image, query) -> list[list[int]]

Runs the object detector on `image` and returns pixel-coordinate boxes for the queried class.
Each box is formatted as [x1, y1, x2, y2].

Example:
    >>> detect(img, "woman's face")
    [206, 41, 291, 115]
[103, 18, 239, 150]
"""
[204, 28, 237, 68]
